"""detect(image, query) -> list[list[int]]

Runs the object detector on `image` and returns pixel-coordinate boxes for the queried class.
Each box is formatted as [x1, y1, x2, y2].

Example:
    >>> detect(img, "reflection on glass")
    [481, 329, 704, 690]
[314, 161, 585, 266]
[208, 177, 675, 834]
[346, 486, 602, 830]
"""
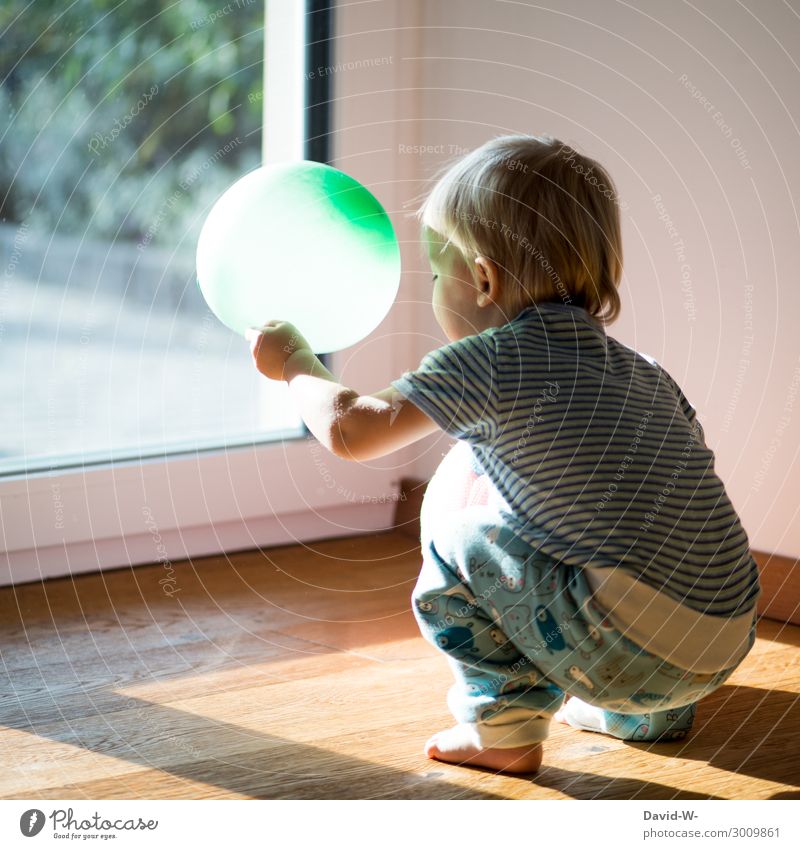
[0, 0, 303, 475]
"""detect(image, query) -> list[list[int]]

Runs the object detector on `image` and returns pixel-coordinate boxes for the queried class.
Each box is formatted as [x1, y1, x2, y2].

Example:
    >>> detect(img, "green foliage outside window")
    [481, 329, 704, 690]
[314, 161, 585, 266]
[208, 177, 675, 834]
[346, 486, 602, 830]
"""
[0, 0, 264, 248]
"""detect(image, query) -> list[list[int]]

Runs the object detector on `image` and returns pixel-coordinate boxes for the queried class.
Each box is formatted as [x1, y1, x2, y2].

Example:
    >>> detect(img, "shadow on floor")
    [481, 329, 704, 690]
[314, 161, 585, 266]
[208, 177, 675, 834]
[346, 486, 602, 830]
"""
[6, 695, 756, 799]
[616, 683, 800, 791]
[526, 764, 726, 800]
[4, 692, 492, 800]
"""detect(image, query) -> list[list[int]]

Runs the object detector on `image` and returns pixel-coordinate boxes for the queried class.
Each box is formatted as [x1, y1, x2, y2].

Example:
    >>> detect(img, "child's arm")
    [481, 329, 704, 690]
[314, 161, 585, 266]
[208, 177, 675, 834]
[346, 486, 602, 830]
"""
[246, 320, 440, 461]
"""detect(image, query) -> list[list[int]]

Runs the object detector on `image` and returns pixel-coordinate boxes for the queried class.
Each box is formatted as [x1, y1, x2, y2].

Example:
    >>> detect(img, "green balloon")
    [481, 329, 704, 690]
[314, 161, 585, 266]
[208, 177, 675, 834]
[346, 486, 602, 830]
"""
[196, 161, 401, 353]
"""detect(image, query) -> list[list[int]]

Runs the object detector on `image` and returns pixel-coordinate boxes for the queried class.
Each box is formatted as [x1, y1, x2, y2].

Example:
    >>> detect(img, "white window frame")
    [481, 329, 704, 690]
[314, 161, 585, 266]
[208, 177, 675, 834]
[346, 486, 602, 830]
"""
[0, 0, 422, 586]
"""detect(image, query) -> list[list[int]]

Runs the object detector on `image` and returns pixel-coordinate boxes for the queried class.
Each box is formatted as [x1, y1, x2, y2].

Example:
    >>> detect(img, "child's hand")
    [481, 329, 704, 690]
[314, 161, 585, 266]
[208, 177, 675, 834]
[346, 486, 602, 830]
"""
[245, 320, 312, 381]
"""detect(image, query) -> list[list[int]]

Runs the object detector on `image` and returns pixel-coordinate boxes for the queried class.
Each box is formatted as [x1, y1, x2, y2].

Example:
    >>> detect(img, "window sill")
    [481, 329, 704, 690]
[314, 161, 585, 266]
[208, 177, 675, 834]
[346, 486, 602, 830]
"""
[0, 436, 403, 586]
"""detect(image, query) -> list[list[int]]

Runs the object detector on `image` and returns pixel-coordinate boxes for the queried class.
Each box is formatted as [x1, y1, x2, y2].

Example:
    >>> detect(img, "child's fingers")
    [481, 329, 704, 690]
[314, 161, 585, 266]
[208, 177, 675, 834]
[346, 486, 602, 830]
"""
[246, 319, 284, 337]
[244, 327, 262, 343]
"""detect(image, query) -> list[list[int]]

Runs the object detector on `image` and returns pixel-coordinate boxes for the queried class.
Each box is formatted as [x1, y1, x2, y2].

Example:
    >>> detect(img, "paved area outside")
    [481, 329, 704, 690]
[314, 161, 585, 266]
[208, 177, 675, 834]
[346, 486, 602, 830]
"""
[1, 277, 303, 473]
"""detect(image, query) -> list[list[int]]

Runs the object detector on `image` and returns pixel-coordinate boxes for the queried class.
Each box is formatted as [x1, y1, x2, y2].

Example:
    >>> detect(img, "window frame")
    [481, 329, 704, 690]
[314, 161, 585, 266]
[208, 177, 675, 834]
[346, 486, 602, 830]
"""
[0, 0, 409, 587]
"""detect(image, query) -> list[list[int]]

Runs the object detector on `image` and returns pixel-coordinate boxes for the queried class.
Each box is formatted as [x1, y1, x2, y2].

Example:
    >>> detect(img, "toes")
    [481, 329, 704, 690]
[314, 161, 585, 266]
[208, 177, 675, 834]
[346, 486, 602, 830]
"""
[424, 734, 441, 758]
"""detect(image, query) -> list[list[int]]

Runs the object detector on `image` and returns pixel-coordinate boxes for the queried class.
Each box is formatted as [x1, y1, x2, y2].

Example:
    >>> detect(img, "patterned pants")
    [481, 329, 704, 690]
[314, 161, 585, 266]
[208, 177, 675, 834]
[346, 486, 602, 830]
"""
[413, 442, 756, 749]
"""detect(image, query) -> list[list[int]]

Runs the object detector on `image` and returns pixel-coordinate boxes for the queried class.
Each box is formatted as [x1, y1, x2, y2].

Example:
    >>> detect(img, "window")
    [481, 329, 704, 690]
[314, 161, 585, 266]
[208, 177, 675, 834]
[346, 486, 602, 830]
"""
[1, 0, 412, 588]
[0, 0, 319, 477]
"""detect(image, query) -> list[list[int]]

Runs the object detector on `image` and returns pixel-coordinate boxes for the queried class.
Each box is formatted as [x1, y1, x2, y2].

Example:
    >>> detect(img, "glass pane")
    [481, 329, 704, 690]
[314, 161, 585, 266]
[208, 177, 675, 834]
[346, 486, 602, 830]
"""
[0, 0, 304, 475]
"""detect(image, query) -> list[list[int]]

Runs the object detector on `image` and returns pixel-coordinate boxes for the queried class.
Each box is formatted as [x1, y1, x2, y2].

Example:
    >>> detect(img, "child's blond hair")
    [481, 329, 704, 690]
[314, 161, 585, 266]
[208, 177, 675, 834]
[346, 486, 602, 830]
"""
[416, 134, 624, 324]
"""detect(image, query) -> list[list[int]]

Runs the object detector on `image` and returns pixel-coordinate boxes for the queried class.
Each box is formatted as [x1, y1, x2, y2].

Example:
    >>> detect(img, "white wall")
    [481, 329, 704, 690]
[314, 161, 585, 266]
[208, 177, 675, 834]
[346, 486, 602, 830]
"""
[333, 0, 800, 558]
[328, 0, 453, 491]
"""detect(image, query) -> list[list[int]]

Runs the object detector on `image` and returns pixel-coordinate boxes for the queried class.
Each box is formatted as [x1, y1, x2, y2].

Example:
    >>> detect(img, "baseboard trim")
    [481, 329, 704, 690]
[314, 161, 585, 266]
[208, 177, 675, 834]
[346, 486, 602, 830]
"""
[392, 477, 427, 539]
[1, 501, 396, 588]
[751, 550, 800, 626]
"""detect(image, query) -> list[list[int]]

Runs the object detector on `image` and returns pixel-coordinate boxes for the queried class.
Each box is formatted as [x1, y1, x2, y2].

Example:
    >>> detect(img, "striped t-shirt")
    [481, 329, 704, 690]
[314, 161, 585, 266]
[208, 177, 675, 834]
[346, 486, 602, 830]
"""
[392, 302, 761, 672]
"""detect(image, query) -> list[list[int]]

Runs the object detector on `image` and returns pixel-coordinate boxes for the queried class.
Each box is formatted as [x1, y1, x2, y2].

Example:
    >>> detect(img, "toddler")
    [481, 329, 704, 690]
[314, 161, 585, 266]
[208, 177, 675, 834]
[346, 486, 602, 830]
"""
[246, 134, 761, 775]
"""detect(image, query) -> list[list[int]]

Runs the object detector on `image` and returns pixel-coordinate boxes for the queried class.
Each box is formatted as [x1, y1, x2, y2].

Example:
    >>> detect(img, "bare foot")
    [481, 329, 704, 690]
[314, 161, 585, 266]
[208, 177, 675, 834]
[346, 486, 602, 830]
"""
[424, 725, 543, 774]
[553, 705, 569, 724]
[554, 696, 575, 726]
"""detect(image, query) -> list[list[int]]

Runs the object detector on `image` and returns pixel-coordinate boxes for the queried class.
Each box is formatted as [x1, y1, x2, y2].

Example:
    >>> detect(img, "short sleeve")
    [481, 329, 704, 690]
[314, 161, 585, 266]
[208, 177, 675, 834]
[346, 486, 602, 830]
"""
[641, 353, 706, 446]
[390, 331, 499, 443]
[662, 368, 706, 444]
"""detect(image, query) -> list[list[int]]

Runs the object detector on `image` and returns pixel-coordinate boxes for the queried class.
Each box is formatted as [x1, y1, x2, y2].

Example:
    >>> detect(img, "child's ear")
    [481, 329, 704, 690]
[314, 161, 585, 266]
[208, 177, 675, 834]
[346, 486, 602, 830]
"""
[473, 256, 503, 307]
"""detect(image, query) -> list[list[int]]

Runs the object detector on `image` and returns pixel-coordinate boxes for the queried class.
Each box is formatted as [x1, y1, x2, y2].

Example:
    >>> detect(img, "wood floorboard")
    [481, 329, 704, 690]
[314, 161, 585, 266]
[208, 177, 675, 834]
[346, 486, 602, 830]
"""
[1, 531, 798, 799]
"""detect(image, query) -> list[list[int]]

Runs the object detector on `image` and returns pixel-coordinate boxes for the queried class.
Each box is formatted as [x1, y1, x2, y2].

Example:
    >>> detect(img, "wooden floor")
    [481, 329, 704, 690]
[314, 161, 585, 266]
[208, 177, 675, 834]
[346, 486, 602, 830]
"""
[1, 531, 799, 800]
